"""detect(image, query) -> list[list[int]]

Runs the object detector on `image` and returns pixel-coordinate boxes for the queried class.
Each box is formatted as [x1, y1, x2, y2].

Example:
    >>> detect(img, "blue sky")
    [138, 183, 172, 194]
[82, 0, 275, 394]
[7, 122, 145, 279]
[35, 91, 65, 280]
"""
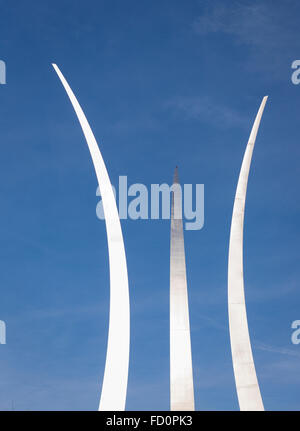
[0, 0, 300, 410]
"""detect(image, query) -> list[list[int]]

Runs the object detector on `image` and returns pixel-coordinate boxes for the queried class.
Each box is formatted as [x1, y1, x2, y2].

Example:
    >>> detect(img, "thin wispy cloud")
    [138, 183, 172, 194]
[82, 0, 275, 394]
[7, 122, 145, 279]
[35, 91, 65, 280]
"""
[165, 96, 248, 129]
[20, 303, 106, 321]
[193, 2, 277, 47]
[245, 280, 298, 303]
[106, 116, 160, 135]
[193, 0, 300, 77]
[254, 341, 300, 358]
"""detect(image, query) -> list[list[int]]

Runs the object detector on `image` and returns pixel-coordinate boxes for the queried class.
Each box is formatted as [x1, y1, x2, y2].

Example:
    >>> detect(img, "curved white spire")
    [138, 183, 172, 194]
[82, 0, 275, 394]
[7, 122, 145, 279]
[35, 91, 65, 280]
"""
[170, 167, 195, 411]
[228, 96, 268, 411]
[52, 64, 130, 411]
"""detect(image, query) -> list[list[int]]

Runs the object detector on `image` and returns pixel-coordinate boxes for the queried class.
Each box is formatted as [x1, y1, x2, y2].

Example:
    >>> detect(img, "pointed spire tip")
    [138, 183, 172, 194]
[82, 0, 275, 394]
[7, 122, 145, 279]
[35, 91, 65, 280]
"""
[173, 166, 179, 184]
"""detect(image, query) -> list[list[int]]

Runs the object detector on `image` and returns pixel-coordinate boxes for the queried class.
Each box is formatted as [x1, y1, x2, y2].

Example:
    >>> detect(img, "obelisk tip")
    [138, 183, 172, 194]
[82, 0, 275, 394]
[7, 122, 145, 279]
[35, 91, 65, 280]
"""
[173, 166, 179, 184]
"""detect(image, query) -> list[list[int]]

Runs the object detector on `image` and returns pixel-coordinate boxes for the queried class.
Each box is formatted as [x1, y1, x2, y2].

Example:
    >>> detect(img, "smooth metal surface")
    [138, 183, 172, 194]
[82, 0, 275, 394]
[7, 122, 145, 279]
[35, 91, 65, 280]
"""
[228, 96, 268, 411]
[170, 167, 195, 411]
[52, 64, 130, 411]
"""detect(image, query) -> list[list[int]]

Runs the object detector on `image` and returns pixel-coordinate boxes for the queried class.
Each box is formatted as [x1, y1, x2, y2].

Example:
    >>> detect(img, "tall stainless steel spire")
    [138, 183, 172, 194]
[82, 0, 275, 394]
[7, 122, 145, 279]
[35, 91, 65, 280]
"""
[170, 167, 195, 411]
[52, 64, 130, 411]
[228, 96, 268, 411]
